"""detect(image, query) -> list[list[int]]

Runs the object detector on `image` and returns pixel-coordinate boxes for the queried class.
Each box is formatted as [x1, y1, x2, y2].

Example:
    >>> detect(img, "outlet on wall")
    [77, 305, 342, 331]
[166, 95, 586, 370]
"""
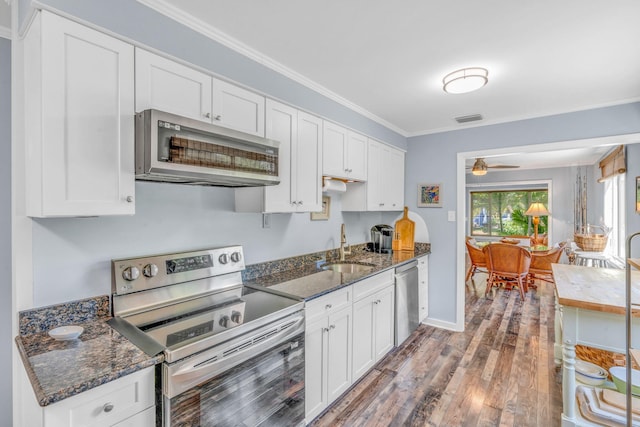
[447, 211, 456, 222]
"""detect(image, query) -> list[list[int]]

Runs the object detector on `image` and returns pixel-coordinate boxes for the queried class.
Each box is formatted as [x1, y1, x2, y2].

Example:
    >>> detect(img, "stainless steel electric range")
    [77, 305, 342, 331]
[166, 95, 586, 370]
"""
[108, 246, 305, 427]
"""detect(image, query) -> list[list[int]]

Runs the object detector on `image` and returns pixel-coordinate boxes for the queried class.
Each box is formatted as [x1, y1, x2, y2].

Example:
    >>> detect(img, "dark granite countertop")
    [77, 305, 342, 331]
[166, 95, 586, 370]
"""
[245, 243, 430, 300]
[15, 296, 163, 407]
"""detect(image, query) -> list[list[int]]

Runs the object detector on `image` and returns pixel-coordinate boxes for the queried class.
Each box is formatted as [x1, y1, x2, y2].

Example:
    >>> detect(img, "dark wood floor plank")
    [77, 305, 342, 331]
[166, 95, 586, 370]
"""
[311, 272, 563, 427]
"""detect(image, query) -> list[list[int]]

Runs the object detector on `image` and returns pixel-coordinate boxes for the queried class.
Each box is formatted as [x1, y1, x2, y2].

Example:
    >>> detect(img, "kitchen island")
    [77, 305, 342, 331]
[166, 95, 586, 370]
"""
[552, 264, 640, 426]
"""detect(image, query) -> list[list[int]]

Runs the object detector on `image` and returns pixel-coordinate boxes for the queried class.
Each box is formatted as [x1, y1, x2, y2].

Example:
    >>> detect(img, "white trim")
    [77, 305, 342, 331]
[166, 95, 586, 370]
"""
[455, 132, 640, 332]
[0, 25, 10, 39]
[422, 317, 462, 332]
[409, 97, 640, 137]
[135, 0, 408, 137]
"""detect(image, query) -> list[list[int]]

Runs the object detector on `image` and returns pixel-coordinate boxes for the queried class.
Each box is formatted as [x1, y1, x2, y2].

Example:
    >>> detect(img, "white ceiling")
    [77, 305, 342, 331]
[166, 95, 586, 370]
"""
[146, 0, 640, 137]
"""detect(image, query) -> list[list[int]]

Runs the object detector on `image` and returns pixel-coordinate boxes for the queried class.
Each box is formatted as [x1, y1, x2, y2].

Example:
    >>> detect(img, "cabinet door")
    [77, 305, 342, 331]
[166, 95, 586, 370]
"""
[27, 11, 135, 217]
[346, 131, 368, 181]
[322, 121, 348, 178]
[374, 285, 396, 359]
[263, 99, 297, 213]
[385, 145, 405, 210]
[366, 139, 384, 210]
[305, 316, 328, 421]
[135, 48, 212, 122]
[43, 366, 154, 427]
[418, 255, 429, 322]
[326, 305, 353, 403]
[211, 79, 265, 136]
[352, 296, 375, 379]
[295, 111, 323, 212]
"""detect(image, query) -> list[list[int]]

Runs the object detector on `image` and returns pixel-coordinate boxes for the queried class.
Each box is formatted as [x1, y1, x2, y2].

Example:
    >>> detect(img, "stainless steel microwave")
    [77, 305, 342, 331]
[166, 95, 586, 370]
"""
[135, 109, 280, 187]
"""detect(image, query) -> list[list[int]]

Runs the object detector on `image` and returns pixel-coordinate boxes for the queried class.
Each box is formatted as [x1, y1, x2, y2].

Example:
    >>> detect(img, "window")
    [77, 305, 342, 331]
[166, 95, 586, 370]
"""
[470, 189, 548, 237]
[603, 173, 625, 257]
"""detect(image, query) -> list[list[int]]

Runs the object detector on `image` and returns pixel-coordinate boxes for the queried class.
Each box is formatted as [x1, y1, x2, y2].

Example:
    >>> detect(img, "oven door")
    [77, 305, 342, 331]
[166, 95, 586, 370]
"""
[163, 313, 305, 426]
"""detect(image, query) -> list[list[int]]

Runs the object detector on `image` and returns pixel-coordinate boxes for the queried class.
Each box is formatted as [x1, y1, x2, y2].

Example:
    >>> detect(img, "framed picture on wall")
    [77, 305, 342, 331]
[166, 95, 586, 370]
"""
[417, 183, 442, 208]
[636, 176, 640, 213]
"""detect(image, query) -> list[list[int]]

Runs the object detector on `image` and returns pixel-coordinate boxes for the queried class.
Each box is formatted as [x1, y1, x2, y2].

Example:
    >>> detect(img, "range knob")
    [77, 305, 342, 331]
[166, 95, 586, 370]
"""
[231, 311, 242, 324]
[218, 253, 229, 264]
[143, 263, 159, 278]
[230, 252, 242, 263]
[219, 315, 230, 328]
[122, 266, 140, 281]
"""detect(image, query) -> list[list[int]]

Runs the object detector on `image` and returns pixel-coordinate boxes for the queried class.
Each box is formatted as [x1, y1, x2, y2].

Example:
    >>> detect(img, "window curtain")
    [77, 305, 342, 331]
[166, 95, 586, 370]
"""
[597, 145, 626, 182]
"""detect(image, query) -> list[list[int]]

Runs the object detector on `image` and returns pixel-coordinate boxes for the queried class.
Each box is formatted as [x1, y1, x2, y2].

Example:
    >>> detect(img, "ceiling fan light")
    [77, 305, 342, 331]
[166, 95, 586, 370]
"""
[443, 67, 488, 94]
[471, 158, 488, 175]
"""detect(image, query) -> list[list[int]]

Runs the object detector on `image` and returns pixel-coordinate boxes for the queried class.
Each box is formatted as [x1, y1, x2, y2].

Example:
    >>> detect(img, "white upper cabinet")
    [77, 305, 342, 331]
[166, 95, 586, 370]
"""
[322, 121, 367, 181]
[24, 11, 135, 217]
[211, 79, 265, 137]
[135, 48, 212, 122]
[342, 139, 405, 212]
[135, 49, 265, 136]
[370, 139, 405, 211]
[235, 100, 322, 213]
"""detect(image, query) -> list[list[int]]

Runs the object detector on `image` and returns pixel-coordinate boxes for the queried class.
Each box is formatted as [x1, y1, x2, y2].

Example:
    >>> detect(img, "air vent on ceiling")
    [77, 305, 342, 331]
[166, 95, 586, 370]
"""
[455, 114, 483, 124]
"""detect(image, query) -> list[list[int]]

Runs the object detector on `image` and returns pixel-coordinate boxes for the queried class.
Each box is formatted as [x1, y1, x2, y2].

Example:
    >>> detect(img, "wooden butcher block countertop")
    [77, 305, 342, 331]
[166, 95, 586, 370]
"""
[552, 264, 640, 315]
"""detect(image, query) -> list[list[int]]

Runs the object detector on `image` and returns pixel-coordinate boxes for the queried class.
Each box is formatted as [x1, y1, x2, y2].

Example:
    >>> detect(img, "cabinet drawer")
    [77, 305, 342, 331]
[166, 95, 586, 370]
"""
[353, 270, 394, 301]
[306, 286, 351, 322]
[44, 367, 155, 427]
[417, 255, 428, 268]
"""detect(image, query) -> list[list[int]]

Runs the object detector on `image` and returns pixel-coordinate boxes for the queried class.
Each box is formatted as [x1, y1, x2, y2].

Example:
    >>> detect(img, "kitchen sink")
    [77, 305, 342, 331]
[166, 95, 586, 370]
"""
[321, 262, 376, 274]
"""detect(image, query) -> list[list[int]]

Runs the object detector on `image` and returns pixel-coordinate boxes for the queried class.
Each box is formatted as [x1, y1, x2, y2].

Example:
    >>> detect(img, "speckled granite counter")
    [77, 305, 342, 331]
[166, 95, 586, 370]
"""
[15, 296, 163, 406]
[244, 243, 430, 300]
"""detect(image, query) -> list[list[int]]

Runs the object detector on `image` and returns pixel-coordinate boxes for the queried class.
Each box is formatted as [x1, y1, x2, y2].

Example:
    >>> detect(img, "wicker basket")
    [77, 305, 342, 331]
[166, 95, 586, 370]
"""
[574, 233, 608, 252]
[575, 345, 638, 379]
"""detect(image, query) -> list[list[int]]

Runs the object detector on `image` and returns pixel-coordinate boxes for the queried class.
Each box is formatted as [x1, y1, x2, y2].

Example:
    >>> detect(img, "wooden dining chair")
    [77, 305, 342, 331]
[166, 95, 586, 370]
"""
[483, 243, 531, 300]
[528, 244, 565, 288]
[465, 237, 487, 282]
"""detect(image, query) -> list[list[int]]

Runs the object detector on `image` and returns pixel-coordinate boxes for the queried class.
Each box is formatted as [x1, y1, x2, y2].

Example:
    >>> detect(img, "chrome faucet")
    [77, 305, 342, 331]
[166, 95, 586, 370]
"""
[339, 223, 351, 261]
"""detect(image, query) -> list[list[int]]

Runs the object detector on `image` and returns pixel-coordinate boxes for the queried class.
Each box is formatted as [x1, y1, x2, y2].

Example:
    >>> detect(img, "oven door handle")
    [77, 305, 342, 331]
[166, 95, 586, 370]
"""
[166, 315, 304, 396]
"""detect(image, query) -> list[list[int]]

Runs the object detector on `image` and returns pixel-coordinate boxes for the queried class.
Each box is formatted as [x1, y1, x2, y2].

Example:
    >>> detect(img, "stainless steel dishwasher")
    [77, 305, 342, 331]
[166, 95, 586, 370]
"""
[395, 260, 420, 346]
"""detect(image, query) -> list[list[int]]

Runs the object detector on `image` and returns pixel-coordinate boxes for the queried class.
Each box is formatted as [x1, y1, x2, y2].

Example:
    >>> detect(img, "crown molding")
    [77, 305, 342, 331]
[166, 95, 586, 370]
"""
[135, 0, 407, 137]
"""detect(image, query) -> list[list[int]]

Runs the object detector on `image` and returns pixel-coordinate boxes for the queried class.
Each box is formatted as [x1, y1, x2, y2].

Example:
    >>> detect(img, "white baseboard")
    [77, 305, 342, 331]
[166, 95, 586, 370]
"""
[421, 317, 463, 332]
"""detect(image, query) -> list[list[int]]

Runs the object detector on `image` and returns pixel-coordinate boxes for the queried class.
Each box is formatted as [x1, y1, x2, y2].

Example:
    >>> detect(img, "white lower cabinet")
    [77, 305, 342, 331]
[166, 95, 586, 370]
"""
[305, 270, 397, 423]
[352, 282, 395, 378]
[305, 287, 353, 422]
[26, 366, 155, 427]
[418, 255, 429, 322]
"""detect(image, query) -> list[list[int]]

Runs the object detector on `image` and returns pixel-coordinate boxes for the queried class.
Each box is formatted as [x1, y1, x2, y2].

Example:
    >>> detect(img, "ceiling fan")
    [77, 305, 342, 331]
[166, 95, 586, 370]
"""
[469, 158, 520, 176]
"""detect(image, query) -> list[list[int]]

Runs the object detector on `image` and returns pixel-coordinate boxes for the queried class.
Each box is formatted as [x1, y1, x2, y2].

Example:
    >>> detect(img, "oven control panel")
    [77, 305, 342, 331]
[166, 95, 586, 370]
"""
[112, 246, 245, 295]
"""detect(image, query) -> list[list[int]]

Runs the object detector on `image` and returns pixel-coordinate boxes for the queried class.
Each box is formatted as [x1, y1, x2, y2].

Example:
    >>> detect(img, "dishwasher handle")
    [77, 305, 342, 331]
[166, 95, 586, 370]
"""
[395, 260, 418, 274]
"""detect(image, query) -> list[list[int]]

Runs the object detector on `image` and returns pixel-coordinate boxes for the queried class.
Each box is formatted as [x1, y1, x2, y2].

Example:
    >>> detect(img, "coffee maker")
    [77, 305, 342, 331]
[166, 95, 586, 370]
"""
[369, 224, 394, 253]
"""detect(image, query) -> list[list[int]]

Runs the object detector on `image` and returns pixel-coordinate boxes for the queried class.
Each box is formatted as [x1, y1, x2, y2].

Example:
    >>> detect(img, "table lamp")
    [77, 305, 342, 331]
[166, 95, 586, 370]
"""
[525, 202, 550, 245]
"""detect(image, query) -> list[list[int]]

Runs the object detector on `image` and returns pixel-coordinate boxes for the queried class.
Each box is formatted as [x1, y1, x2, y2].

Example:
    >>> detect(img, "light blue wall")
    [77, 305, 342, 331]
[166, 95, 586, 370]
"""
[1, 36, 12, 427]
[407, 102, 640, 324]
[33, 184, 399, 306]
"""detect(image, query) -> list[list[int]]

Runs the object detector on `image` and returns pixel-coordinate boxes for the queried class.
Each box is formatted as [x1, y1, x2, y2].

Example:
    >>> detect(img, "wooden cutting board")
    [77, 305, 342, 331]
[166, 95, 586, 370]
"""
[602, 388, 640, 415]
[394, 207, 415, 251]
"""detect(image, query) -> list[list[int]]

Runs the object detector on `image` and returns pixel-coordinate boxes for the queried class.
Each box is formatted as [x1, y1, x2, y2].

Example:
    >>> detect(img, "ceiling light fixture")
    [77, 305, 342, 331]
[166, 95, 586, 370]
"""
[471, 158, 488, 176]
[443, 67, 488, 94]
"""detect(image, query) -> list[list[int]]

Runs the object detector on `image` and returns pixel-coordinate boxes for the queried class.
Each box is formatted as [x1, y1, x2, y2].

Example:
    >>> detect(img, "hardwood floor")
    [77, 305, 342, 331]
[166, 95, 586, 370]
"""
[311, 273, 563, 426]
